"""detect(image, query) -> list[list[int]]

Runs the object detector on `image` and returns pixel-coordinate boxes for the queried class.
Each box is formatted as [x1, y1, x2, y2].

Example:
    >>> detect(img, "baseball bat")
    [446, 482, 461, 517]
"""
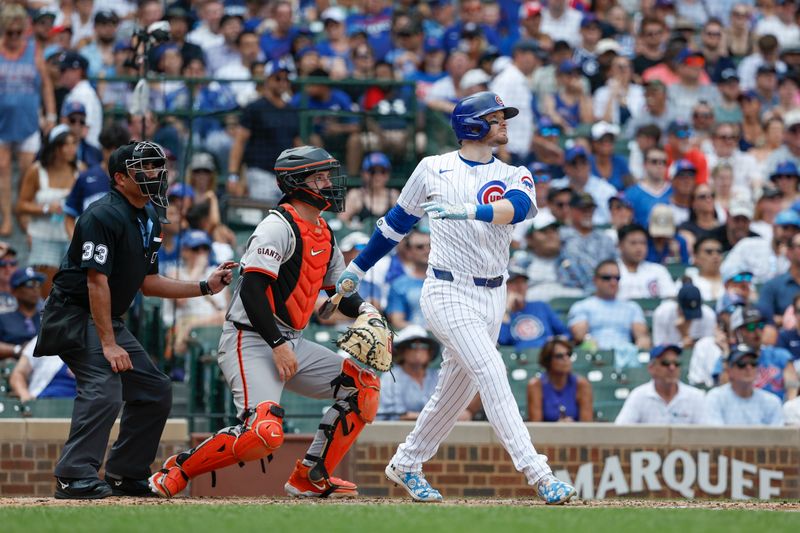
[318, 279, 355, 319]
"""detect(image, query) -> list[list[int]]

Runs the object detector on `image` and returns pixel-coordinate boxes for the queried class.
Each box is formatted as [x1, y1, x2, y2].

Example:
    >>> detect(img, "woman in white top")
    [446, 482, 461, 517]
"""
[592, 55, 645, 129]
[683, 235, 724, 303]
[15, 125, 78, 297]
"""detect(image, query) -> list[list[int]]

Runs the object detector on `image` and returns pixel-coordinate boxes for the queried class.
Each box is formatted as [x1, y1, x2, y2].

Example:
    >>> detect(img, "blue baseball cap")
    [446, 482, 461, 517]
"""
[181, 230, 212, 249]
[775, 209, 800, 227]
[650, 344, 682, 361]
[362, 152, 391, 172]
[62, 100, 86, 116]
[167, 183, 195, 199]
[581, 13, 600, 28]
[265, 60, 290, 78]
[667, 120, 692, 138]
[608, 192, 632, 209]
[565, 146, 589, 163]
[770, 161, 800, 179]
[424, 35, 444, 53]
[43, 45, 63, 61]
[527, 162, 551, 183]
[59, 51, 89, 72]
[670, 159, 697, 178]
[10, 267, 46, 289]
[558, 60, 581, 74]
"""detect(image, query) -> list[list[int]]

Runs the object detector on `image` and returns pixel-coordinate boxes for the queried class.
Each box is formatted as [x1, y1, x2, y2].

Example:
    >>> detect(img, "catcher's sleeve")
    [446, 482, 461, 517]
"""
[240, 271, 286, 348]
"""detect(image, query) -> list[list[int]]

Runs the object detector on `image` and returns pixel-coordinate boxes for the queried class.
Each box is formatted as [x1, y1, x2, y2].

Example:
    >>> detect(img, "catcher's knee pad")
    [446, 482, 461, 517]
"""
[307, 359, 380, 483]
[170, 401, 284, 483]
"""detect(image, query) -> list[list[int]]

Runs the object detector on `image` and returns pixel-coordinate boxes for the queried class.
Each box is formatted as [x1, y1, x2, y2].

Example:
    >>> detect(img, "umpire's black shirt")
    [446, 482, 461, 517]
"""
[53, 188, 162, 318]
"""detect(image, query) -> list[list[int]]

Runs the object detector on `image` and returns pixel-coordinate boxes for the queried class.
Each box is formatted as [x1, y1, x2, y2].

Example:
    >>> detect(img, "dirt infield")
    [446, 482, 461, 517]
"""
[1, 496, 799, 511]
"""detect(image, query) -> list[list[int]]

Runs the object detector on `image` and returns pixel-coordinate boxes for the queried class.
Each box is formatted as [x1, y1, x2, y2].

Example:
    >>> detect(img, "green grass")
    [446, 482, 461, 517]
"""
[0, 504, 796, 533]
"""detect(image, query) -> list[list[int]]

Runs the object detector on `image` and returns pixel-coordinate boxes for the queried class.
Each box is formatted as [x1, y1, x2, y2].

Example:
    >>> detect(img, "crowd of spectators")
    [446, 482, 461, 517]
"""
[4, 0, 800, 426]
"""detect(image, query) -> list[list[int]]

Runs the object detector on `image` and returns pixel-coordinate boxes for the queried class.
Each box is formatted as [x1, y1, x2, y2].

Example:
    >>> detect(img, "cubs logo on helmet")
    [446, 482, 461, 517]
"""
[477, 180, 507, 204]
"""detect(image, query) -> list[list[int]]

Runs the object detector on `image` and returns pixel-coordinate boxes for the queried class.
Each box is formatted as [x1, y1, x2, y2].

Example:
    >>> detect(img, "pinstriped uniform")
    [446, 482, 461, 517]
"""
[389, 151, 553, 486]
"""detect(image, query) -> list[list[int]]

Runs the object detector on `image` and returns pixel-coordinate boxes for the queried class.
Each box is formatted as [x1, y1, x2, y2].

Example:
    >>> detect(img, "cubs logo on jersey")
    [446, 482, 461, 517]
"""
[477, 180, 507, 205]
[520, 176, 534, 190]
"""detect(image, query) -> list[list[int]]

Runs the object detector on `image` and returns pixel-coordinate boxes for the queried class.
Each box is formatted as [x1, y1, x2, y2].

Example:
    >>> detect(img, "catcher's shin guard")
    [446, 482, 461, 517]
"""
[149, 401, 284, 497]
[302, 359, 380, 496]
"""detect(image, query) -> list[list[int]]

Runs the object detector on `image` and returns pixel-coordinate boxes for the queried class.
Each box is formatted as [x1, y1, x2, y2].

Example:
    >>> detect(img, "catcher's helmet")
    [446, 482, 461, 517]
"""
[450, 91, 519, 141]
[274, 146, 346, 212]
[109, 141, 169, 208]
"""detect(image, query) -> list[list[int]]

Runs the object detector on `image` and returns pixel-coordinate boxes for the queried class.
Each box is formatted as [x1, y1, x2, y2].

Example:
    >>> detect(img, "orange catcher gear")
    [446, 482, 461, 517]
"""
[285, 359, 380, 498]
[149, 401, 284, 498]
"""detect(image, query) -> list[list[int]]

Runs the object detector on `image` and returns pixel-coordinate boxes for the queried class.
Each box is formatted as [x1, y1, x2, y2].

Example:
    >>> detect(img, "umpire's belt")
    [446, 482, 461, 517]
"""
[432, 268, 504, 288]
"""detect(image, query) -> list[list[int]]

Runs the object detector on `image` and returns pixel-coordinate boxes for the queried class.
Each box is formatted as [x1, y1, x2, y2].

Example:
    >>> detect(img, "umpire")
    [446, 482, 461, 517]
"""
[34, 141, 235, 499]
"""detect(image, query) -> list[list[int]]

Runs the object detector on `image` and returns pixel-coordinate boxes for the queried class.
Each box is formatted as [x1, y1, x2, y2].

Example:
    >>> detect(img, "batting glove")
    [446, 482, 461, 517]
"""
[336, 264, 364, 297]
[421, 201, 477, 220]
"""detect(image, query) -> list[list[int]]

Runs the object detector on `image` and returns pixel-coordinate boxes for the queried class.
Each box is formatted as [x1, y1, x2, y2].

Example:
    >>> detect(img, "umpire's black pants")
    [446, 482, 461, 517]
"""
[54, 318, 172, 480]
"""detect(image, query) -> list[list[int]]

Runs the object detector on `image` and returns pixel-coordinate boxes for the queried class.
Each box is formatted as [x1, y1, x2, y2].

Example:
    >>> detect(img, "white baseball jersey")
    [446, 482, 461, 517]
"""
[396, 151, 538, 277]
[387, 150, 553, 488]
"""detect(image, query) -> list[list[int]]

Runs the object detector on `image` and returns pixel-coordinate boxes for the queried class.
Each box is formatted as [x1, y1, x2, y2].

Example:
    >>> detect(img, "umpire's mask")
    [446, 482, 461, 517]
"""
[125, 141, 170, 208]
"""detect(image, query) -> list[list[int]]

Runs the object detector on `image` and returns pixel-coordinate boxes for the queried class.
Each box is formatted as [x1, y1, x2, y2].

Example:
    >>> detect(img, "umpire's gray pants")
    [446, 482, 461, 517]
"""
[54, 318, 172, 480]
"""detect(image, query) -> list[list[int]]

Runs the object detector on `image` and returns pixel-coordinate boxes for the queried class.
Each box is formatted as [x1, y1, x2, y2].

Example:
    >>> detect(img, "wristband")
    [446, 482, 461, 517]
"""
[475, 204, 493, 222]
[13, 344, 22, 356]
[46, 113, 57, 122]
[199, 280, 212, 295]
[227, 173, 240, 183]
[267, 335, 286, 349]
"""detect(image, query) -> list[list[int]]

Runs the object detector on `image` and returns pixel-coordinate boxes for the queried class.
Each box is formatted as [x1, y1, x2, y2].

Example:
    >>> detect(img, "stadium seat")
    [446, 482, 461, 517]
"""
[666, 263, 688, 281]
[25, 398, 74, 418]
[549, 297, 581, 316]
[0, 399, 22, 418]
[611, 366, 651, 386]
[281, 391, 331, 434]
[594, 400, 624, 422]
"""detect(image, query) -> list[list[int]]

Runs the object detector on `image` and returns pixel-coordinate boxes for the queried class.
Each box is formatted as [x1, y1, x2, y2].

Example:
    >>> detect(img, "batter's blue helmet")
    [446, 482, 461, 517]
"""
[451, 91, 519, 141]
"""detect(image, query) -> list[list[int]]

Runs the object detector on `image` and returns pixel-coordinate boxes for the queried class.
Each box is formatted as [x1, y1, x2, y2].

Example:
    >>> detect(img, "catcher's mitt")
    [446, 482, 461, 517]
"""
[336, 311, 393, 372]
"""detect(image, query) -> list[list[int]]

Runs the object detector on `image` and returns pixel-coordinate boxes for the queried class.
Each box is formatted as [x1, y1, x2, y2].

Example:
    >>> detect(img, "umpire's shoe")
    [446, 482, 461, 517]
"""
[105, 473, 157, 497]
[54, 477, 113, 500]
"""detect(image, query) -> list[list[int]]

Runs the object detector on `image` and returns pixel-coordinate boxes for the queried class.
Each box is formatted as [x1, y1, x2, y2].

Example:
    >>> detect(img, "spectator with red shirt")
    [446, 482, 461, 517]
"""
[664, 120, 708, 184]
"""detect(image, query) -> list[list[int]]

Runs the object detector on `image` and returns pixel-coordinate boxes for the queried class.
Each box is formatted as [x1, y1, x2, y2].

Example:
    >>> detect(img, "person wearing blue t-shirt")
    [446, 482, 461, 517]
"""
[0, 268, 44, 359]
[258, 1, 300, 61]
[589, 122, 632, 191]
[385, 230, 429, 330]
[625, 146, 672, 226]
[346, 3, 393, 60]
[499, 267, 570, 350]
[440, 0, 501, 53]
[10, 337, 76, 402]
[719, 306, 800, 401]
[705, 344, 785, 426]
[63, 123, 131, 237]
[289, 69, 361, 175]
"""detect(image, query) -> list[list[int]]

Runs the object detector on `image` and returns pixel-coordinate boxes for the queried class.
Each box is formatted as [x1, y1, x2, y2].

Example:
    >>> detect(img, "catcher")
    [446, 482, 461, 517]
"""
[149, 146, 391, 499]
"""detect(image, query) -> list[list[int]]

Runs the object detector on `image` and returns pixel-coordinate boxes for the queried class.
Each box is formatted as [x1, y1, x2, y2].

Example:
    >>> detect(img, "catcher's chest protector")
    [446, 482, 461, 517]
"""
[268, 204, 334, 330]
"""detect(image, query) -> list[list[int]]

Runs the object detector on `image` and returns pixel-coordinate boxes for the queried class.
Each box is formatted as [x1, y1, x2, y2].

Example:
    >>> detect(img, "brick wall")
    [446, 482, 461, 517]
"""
[351, 423, 800, 500]
[0, 419, 188, 497]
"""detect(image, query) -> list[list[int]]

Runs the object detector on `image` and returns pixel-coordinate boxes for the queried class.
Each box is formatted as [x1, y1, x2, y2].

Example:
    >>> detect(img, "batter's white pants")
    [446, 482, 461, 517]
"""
[390, 273, 552, 486]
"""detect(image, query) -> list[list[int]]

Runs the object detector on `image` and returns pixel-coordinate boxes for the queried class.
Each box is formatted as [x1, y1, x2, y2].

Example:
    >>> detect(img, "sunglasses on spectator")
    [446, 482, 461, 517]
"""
[5, 30, 22, 38]
[0, 259, 18, 267]
[701, 247, 723, 255]
[704, 31, 722, 37]
[552, 351, 572, 360]
[598, 274, 621, 281]
[368, 167, 389, 175]
[742, 321, 765, 332]
[695, 192, 714, 200]
[734, 359, 758, 368]
[647, 158, 667, 165]
[409, 243, 429, 250]
[729, 274, 752, 283]
[716, 134, 737, 141]
[69, 117, 86, 126]
[552, 201, 570, 208]
[659, 359, 681, 368]
[21, 280, 42, 289]
[540, 127, 560, 137]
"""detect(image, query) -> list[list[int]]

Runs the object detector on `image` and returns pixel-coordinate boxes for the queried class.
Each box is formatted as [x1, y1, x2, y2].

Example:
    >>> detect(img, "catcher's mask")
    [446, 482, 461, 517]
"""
[274, 145, 346, 212]
[122, 141, 169, 208]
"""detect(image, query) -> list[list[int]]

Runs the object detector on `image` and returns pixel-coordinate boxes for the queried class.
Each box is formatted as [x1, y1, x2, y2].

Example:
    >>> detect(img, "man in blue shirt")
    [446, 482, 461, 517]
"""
[385, 230, 429, 329]
[62, 101, 102, 168]
[258, 0, 300, 61]
[440, 0, 501, 53]
[290, 69, 361, 175]
[346, 0, 394, 60]
[499, 266, 569, 350]
[0, 243, 18, 313]
[64, 124, 131, 236]
[759, 231, 800, 325]
[705, 344, 785, 426]
[624, 146, 672, 226]
[0, 268, 44, 359]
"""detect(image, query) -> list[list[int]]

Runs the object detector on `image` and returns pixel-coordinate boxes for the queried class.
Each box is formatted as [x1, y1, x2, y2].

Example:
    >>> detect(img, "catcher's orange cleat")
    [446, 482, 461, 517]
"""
[284, 460, 358, 498]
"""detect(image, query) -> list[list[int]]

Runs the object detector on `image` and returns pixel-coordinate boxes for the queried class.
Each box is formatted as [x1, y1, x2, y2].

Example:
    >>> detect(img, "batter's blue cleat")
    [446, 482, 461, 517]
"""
[385, 464, 443, 502]
[536, 475, 577, 505]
